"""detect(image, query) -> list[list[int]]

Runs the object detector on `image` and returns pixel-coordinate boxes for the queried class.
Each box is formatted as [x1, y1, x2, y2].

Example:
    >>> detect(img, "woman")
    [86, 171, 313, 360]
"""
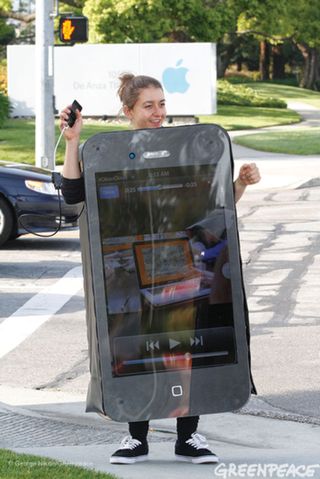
[60, 73, 260, 465]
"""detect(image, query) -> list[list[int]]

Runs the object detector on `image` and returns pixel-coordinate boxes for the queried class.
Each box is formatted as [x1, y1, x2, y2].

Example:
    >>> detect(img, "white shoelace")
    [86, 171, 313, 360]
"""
[186, 433, 209, 450]
[119, 435, 142, 450]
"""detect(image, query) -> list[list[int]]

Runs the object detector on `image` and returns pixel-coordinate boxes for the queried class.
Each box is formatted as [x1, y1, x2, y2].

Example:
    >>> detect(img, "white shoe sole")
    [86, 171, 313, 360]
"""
[110, 454, 149, 464]
[175, 454, 219, 464]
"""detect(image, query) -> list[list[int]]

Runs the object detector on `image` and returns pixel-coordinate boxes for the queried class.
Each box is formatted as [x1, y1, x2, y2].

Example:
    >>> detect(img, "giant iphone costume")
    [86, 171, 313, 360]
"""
[80, 124, 252, 422]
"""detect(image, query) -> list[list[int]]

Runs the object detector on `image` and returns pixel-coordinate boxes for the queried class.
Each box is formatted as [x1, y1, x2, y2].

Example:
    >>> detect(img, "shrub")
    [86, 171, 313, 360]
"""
[0, 91, 10, 127]
[218, 80, 287, 108]
[0, 59, 7, 94]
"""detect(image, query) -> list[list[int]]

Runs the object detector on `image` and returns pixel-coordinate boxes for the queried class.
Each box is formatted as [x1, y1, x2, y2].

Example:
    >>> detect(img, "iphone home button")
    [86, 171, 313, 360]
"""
[171, 385, 183, 397]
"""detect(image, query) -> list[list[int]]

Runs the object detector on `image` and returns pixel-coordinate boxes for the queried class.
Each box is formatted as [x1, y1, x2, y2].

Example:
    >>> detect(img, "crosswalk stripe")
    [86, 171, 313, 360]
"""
[0, 266, 83, 359]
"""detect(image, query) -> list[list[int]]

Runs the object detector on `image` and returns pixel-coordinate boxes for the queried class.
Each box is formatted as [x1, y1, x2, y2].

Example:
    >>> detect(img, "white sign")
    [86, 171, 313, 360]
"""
[7, 43, 216, 116]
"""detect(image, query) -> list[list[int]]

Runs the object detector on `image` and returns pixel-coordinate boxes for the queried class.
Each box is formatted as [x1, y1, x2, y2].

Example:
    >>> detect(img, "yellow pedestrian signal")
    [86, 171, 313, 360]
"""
[61, 19, 75, 41]
[59, 16, 88, 43]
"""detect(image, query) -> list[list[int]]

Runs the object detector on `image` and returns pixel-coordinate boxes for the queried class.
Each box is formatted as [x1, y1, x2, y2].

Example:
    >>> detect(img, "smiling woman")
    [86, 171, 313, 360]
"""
[118, 73, 166, 129]
[123, 87, 166, 129]
[59, 71, 261, 467]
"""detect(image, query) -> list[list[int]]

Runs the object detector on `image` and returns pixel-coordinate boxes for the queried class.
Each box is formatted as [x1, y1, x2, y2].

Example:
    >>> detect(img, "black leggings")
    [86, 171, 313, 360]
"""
[129, 416, 199, 443]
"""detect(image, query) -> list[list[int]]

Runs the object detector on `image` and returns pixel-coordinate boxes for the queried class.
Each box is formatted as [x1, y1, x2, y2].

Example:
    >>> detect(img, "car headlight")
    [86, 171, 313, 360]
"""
[25, 180, 57, 195]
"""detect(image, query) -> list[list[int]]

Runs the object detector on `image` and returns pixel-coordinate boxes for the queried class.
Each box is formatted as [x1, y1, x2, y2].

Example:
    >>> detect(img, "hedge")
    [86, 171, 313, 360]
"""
[218, 80, 287, 108]
[0, 91, 10, 127]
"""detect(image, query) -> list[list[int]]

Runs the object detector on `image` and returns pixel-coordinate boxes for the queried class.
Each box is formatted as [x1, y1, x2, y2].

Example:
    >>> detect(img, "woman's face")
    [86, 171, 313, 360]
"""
[124, 86, 166, 129]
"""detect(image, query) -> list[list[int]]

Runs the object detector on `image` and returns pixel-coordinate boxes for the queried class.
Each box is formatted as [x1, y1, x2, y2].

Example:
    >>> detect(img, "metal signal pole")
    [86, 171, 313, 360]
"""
[35, 0, 55, 169]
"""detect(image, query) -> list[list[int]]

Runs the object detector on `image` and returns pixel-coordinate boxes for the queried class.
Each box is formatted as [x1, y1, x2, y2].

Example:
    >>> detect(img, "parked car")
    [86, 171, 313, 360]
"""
[0, 160, 80, 247]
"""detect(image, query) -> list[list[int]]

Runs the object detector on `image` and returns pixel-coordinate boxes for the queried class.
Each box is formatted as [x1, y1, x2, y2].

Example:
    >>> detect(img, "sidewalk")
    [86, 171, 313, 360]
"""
[232, 100, 320, 189]
[1, 102, 320, 479]
[1, 388, 320, 479]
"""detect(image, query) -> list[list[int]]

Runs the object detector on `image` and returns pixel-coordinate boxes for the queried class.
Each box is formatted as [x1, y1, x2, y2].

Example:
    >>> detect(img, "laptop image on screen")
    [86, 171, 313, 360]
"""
[132, 238, 211, 308]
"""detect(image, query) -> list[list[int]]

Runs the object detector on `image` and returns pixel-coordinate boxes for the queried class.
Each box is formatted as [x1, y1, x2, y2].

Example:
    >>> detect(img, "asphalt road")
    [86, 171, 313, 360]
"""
[0, 230, 88, 394]
[0, 185, 319, 424]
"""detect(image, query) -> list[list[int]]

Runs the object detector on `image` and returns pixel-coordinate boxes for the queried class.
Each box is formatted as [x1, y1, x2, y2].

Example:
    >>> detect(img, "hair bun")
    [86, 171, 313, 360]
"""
[117, 72, 163, 109]
[118, 73, 135, 103]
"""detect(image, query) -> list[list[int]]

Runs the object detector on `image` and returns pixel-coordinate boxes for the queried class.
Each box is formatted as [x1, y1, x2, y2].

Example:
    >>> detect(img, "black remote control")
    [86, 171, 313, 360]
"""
[68, 100, 82, 128]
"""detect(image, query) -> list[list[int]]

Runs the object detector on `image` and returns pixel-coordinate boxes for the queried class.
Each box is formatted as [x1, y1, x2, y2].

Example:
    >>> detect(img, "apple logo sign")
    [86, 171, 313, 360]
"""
[162, 59, 190, 94]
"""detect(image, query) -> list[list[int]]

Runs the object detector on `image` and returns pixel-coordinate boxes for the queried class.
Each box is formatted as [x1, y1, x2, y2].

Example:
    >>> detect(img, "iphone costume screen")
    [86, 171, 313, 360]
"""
[81, 125, 251, 421]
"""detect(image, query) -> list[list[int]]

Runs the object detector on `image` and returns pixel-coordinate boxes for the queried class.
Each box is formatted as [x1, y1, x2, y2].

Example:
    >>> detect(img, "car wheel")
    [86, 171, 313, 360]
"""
[0, 197, 14, 247]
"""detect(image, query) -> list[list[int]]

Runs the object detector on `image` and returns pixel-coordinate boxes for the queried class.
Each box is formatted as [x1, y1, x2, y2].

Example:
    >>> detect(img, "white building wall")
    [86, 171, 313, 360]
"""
[7, 43, 216, 117]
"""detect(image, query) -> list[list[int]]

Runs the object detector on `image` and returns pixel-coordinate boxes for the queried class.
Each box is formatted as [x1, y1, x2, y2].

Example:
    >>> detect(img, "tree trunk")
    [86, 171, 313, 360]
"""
[272, 45, 286, 80]
[217, 40, 236, 78]
[164, 31, 191, 42]
[259, 40, 270, 80]
[236, 59, 242, 71]
[297, 43, 320, 90]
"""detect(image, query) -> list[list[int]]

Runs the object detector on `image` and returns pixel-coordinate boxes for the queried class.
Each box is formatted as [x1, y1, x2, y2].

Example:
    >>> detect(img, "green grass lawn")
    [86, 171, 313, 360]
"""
[198, 105, 300, 130]
[0, 448, 119, 479]
[0, 103, 301, 166]
[1, 82, 319, 165]
[234, 128, 320, 155]
[227, 82, 320, 154]
[0, 119, 126, 166]
[241, 82, 320, 108]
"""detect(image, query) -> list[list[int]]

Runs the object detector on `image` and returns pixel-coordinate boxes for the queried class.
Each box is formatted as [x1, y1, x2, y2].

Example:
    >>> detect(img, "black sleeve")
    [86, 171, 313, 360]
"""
[61, 176, 85, 204]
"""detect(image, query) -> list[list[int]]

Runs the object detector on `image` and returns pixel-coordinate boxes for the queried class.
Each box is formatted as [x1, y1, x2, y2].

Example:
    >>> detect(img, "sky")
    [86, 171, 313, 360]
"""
[12, 0, 35, 12]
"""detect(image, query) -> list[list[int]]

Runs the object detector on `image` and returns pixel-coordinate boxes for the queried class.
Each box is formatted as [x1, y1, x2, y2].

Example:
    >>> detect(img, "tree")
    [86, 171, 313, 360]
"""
[0, 17, 14, 45]
[83, 0, 239, 43]
[236, 0, 291, 80]
[0, 3, 11, 51]
[58, 0, 86, 15]
[83, 0, 244, 77]
[286, 0, 320, 90]
[238, 0, 320, 89]
[0, 0, 12, 13]
[0, 0, 34, 22]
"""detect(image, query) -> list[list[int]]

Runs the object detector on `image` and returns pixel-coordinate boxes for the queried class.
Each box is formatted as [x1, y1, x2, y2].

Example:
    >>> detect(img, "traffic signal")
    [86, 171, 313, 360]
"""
[59, 16, 88, 43]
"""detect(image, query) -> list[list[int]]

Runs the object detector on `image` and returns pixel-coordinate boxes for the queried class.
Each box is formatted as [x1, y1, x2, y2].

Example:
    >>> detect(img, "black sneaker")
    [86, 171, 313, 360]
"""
[175, 432, 219, 464]
[110, 435, 149, 464]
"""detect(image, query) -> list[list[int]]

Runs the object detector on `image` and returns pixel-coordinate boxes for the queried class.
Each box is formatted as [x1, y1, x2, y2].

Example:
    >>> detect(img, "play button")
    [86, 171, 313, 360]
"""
[169, 338, 181, 349]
